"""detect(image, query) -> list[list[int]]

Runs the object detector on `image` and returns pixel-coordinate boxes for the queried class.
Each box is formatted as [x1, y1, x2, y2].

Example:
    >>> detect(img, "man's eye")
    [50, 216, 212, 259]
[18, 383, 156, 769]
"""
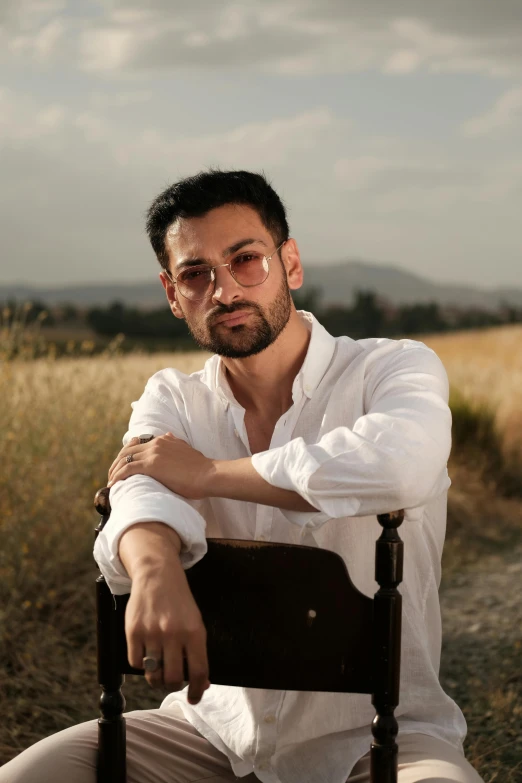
[182, 268, 210, 281]
[234, 253, 259, 265]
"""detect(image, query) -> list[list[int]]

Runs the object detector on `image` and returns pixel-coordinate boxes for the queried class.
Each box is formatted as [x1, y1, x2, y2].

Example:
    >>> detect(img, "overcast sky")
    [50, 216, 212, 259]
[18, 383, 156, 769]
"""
[1, 0, 521, 289]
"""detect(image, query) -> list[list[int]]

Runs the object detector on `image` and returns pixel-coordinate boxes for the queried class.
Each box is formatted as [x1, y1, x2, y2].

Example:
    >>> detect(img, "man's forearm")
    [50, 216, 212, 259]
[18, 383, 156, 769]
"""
[119, 522, 183, 578]
[206, 458, 317, 512]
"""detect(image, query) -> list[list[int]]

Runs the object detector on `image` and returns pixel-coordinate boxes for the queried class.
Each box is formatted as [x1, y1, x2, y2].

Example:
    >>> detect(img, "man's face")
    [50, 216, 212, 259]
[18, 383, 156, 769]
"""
[161, 204, 295, 358]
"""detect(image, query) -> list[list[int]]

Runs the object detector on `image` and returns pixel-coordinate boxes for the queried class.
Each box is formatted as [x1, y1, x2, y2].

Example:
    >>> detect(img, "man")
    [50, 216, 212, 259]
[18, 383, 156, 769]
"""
[0, 170, 483, 782]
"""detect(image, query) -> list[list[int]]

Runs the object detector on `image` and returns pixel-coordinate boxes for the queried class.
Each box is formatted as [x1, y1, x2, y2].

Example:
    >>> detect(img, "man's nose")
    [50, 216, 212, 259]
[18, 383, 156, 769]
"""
[211, 265, 243, 306]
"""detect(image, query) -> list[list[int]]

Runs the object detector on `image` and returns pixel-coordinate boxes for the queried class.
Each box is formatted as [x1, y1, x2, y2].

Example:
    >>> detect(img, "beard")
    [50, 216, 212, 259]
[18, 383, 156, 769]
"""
[183, 274, 292, 358]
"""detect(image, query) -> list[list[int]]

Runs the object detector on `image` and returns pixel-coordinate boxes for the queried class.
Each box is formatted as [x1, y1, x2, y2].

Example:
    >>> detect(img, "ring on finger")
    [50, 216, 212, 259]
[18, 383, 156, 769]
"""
[143, 655, 163, 673]
[126, 454, 134, 463]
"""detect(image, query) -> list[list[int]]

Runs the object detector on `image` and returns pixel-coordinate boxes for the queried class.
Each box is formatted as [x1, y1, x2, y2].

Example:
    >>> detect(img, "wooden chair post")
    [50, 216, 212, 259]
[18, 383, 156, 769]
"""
[94, 488, 127, 783]
[370, 509, 404, 783]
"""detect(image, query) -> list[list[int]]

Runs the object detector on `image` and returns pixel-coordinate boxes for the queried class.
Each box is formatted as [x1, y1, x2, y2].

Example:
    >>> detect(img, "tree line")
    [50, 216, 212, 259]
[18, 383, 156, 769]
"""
[3, 289, 521, 351]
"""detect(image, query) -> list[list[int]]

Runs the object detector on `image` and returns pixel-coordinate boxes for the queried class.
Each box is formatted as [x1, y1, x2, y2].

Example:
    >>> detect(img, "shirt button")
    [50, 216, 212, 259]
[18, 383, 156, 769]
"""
[257, 535, 266, 541]
[264, 713, 276, 723]
[233, 428, 239, 437]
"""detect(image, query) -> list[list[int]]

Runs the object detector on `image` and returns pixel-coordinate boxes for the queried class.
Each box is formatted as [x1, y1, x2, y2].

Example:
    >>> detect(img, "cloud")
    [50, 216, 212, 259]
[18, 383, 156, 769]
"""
[2, 2, 522, 289]
[113, 107, 337, 170]
[8, 16, 66, 61]
[2, 80, 520, 289]
[0, 93, 346, 283]
[333, 147, 496, 216]
[3, 0, 522, 77]
[0, 88, 67, 144]
[461, 86, 522, 136]
[88, 89, 153, 109]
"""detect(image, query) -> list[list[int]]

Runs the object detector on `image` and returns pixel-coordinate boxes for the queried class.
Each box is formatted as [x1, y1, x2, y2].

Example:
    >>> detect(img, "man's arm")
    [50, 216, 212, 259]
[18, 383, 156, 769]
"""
[246, 342, 452, 521]
[206, 458, 318, 511]
[112, 520, 210, 705]
[93, 373, 209, 595]
[93, 370, 212, 704]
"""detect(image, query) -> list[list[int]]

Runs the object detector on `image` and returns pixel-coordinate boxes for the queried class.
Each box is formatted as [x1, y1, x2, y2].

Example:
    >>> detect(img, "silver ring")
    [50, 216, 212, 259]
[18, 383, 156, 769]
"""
[143, 656, 163, 673]
[126, 454, 133, 463]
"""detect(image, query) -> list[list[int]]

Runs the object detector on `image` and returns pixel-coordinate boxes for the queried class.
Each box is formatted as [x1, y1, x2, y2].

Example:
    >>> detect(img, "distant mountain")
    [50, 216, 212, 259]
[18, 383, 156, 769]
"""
[302, 261, 522, 310]
[2, 260, 521, 311]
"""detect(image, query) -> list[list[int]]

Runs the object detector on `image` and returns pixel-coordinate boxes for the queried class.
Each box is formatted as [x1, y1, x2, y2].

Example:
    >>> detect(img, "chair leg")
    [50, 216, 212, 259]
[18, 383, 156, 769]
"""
[370, 714, 398, 783]
[96, 574, 127, 782]
[97, 679, 127, 783]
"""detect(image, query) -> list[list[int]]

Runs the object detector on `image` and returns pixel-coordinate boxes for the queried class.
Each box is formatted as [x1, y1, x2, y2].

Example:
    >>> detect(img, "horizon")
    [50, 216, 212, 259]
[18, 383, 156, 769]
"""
[2, 257, 521, 296]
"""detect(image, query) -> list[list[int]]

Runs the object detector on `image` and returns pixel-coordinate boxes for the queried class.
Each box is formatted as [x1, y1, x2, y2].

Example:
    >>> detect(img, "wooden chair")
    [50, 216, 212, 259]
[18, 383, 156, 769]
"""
[94, 487, 404, 783]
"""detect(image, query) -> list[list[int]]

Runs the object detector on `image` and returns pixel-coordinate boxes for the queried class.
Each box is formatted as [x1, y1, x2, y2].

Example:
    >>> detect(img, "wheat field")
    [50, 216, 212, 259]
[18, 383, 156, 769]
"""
[421, 324, 522, 459]
[1, 325, 521, 777]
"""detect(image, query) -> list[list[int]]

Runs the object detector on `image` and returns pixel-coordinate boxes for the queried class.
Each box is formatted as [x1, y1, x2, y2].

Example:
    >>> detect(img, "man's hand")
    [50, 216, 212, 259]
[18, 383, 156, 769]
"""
[107, 433, 212, 499]
[120, 536, 210, 704]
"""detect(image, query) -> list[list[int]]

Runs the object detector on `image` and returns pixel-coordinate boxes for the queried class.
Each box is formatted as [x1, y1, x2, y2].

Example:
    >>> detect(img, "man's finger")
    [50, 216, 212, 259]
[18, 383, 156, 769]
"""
[108, 441, 147, 482]
[143, 645, 165, 690]
[108, 455, 144, 486]
[185, 631, 210, 704]
[162, 637, 185, 693]
[107, 437, 139, 479]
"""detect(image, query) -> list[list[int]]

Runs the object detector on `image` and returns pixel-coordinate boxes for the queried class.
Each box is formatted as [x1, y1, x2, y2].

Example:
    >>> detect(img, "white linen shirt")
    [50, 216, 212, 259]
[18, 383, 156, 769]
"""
[93, 311, 467, 783]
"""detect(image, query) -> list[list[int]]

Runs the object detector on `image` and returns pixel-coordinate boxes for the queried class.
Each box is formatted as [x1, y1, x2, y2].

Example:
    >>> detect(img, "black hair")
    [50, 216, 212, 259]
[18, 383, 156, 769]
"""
[145, 168, 290, 270]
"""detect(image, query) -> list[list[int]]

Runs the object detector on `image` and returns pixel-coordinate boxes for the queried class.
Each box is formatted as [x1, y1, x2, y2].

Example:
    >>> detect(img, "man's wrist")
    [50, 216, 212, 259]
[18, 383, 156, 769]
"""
[131, 554, 185, 584]
[202, 457, 317, 512]
[203, 458, 227, 499]
[119, 521, 183, 580]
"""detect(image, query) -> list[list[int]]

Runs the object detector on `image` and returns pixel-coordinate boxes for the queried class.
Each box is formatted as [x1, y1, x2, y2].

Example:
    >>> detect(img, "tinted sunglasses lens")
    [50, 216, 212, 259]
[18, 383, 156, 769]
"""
[231, 254, 269, 286]
[178, 267, 213, 299]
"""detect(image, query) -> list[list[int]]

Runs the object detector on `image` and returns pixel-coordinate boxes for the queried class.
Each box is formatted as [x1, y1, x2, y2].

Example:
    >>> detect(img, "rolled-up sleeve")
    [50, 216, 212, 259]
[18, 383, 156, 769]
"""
[93, 373, 208, 594]
[251, 344, 452, 524]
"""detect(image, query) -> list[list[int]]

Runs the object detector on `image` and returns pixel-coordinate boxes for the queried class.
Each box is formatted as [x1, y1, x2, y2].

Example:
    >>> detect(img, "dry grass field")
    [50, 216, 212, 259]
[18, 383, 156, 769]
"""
[1, 324, 521, 780]
[422, 325, 522, 463]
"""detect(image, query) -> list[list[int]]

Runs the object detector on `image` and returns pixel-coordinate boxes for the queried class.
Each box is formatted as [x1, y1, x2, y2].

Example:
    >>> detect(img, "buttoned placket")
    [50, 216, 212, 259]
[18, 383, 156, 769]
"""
[217, 375, 308, 778]
[218, 365, 312, 779]
[250, 381, 309, 778]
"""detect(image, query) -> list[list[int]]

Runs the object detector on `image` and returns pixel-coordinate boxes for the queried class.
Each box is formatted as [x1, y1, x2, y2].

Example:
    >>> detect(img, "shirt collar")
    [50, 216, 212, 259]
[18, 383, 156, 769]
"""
[292, 310, 336, 400]
[204, 310, 337, 407]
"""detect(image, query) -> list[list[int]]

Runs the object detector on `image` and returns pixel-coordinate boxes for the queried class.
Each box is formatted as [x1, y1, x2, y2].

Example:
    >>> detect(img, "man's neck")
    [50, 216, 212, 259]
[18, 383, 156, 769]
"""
[221, 310, 311, 417]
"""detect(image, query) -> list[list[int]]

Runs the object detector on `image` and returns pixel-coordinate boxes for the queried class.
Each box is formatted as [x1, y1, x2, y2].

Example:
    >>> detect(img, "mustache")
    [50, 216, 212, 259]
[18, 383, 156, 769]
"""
[206, 301, 260, 326]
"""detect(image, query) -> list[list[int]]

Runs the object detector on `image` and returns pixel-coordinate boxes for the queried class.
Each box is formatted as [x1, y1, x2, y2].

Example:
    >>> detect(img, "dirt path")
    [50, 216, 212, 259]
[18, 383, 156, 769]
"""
[439, 535, 522, 782]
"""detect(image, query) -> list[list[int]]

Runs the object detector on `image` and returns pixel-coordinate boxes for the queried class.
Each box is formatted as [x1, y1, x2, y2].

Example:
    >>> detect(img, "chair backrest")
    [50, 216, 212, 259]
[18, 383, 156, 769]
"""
[93, 486, 404, 783]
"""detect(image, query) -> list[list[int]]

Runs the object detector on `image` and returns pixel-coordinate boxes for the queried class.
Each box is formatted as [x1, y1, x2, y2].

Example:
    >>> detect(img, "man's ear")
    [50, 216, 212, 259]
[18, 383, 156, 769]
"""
[159, 271, 185, 320]
[281, 238, 304, 291]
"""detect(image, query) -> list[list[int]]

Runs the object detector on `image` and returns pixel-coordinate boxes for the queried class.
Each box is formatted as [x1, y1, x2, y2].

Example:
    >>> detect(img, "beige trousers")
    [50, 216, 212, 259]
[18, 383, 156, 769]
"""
[0, 702, 484, 783]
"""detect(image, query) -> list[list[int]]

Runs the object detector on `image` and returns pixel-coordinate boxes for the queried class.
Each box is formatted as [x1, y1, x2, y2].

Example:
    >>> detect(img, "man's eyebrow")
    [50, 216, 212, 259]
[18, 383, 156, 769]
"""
[174, 238, 268, 271]
[223, 238, 268, 257]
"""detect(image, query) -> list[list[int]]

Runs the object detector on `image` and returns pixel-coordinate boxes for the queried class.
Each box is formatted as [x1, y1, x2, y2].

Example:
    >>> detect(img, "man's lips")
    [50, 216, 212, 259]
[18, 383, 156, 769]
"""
[212, 310, 252, 327]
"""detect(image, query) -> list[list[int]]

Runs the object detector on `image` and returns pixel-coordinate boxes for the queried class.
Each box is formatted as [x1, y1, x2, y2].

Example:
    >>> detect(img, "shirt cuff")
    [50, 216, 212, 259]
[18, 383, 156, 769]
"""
[251, 441, 335, 531]
[277, 506, 331, 531]
[252, 438, 361, 529]
[93, 474, 207, 595]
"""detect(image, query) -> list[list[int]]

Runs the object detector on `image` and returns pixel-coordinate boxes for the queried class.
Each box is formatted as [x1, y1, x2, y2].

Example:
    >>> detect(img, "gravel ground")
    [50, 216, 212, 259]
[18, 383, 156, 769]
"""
[439, 539, 522, 782]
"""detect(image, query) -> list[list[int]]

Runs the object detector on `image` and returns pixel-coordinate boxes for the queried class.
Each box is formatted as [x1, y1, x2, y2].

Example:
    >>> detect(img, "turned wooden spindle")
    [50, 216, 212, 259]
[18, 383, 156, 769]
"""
[93, 434, 154, 783]
[371, 509, 404, 783]
[94, 485, 125, 783]
[94, 487, 111, 542]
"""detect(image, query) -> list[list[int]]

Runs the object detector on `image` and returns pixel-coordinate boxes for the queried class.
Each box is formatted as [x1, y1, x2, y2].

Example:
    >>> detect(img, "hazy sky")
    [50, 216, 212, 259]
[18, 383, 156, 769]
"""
[1, 0, 521, 289]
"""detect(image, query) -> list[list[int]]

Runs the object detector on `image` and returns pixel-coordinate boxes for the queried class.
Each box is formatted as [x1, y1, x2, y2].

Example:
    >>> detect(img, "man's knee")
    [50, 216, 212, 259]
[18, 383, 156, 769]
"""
[0, 718, 99, 783]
